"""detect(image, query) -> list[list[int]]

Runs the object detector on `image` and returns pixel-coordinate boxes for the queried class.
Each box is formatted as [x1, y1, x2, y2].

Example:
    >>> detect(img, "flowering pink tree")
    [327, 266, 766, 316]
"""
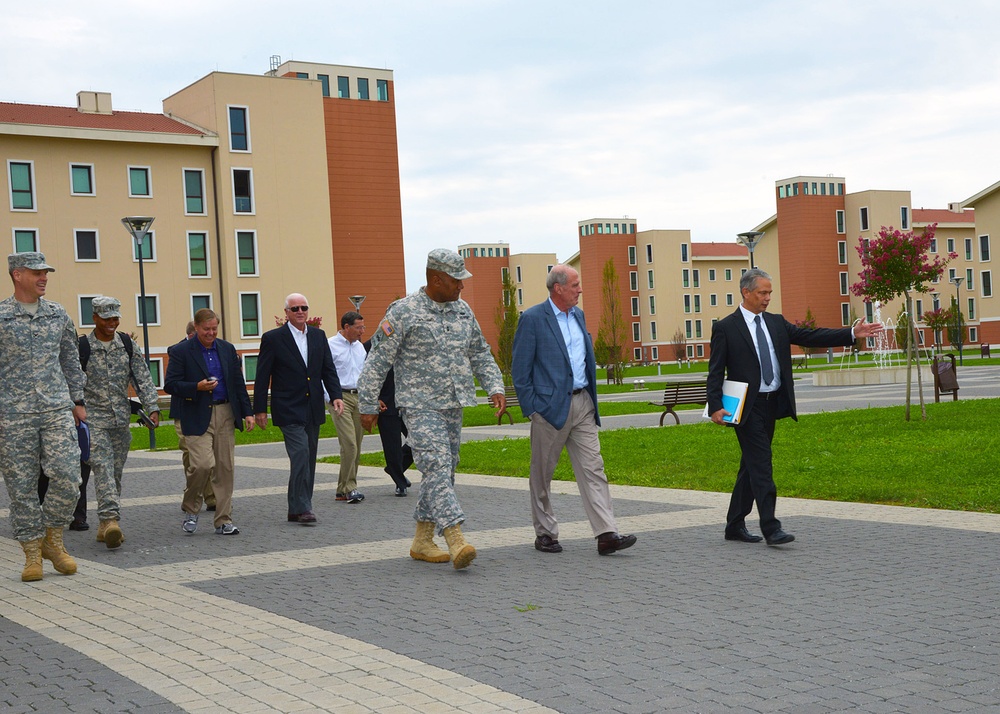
[850, 224, 954, 420]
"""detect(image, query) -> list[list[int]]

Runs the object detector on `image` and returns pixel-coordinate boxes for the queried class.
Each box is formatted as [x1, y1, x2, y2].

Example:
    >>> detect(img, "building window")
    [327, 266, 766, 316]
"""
[515, 265, 522, 282]
[377, 79, 389, 101]
[632, 322, 640, 342]
[191, 294, 213, 315]
[648, 295, 656, 315]
[900, 206, 910, 230]
[695, 320, 703, 339]
[647, 270, 654, 289]
[651, 346, 659, 361]
[650, 322, 657, 341]
[915, 299, 923, 319]
[947, 238, 955, 254]
[680, 244, 689, 262]
[232, 169, 254, 213]
[841, 303, 850, 326]
[710, 293, 717, 307]
[236, 231, 258, 276]
[128, 166, 151, 197]
[982, 271, 992, 298]
[865, 302, 874, 323]
[964, 238, 973, 261]
[70, 164, 95, 195]
[517, 288, 523, 306]
[696, 344, 705, 358]
[318, 74, 330, 97]
[645, 244, 653, 263]
[969, 326, 978, 343]
[966, 268, 974, 290]
[243, 354, 259, 382]
[78, 295, 98, 328]
[184, 169, 206, 214]
[8, 161, 35, 210]
[683, 295, 691, 314]
[240, 292, 261, 337]
[929, 237, 937, 253]
[633, 347, 642, 361]
[337, 76, 350, 98]
[835, 210, 846, 234]
[629, 271, 638, 291]
[708, 269, 716, 281]
[357, 77, 370, 100]
[132, 230, 156, 261]
[188, 232, 209, 277]
[628, 246, 637, 265]
[684, 320, 692, 339]
[631, 297, 639, 316]
[840, 272, 849, 296]
[725, 268, 732, 281]
[136, 294, 160, 326]
[694, 295, 701, 313]
[74, 230, 99, 261]
[968, 298, 976, 321]
[838, 241, 847, 265]
[726, 293, 734, 306]
[687, 345, 694, 359]
[13, 228, 38, 253]
[979, 235, 991, 262]
[228, 106, 250, 152]
[682, 269, 690, 288]
[146, 358, 163, 389]
[692, 269, 700, 288]
[859, 207, 869, 232]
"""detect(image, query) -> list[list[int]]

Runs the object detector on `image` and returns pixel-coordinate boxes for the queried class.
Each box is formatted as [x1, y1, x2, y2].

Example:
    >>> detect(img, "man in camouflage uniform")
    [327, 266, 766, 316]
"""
[359, 249, 506, 570]
[81, 296, 161, 549]
[0, 252, 85, 582]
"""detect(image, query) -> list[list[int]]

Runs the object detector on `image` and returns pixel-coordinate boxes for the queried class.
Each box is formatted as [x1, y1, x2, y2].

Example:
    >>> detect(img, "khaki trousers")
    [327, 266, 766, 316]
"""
[182, 405, 235, 528]
[329, 392, 362, 495]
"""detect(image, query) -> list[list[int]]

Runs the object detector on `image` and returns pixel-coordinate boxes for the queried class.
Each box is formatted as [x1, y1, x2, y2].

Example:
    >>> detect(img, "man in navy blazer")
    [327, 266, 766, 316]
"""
[165, 308, 255, 536]
[254, 293, 344, 524]
[708, 268, 882, 546]
[512, 264, 636, 556]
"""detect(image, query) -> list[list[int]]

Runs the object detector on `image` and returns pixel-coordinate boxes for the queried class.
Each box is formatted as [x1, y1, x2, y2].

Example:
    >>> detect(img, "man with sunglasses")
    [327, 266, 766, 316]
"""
[254, 294, 343, 524]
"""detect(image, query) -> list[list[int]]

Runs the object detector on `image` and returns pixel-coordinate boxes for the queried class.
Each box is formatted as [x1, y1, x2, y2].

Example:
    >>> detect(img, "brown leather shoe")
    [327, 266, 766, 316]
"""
[534, 534, 563, 553]
[597, 532, 637, 555]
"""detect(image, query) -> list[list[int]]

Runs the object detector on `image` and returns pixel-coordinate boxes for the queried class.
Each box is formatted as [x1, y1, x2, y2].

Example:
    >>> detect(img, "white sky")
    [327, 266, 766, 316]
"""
[4, 0, 1000, 292]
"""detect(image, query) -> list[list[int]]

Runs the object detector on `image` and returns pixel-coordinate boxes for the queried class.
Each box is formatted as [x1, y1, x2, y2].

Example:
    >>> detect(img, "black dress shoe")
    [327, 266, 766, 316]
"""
[597, 532, 637, 555]
[404, 477, 412, 488]
[534, 534, 563, 553]
[69, 520, 90, 531]
[765, 529, 795, 546]
[725, 525, 763, 543]
[297, 511, 317, 524]
[395, 487, 407, 497]
[288, 513, 300, 522]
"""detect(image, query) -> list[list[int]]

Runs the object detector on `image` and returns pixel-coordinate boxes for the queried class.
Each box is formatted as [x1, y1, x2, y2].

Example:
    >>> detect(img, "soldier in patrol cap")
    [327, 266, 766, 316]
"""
[79, 296, 161, 549]
[0, 252, 86, 582]
[358, 248, 506, 570]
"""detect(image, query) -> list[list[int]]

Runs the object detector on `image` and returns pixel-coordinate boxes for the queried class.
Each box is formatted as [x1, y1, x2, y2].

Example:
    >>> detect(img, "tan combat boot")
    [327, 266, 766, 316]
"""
[41, 527, 77, 575]
[409, 521, 451, 563]
[21, 539, 43, 582]
[442, 524, 477, 570]
[97, 519, 124, 549]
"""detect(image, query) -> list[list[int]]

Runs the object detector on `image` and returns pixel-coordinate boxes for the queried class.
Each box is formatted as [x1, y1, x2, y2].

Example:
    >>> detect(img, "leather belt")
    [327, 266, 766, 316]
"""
[343, 388, 358, 394]
[572, 388, 585, 395]
[211, 399, 229, 406]
[759, 391, 778, 400]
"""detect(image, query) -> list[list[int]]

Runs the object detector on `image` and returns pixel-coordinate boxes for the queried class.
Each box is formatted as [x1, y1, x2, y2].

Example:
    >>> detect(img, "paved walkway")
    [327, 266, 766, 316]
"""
[2, 373, 999, 713]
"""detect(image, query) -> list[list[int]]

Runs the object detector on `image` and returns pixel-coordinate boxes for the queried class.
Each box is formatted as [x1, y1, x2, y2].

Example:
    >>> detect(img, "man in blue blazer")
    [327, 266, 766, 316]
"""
[254, 293, 344, 524]
[512, 264, 637, 556]
[165, 308, 254, 536]
[708, 268, 882, 546]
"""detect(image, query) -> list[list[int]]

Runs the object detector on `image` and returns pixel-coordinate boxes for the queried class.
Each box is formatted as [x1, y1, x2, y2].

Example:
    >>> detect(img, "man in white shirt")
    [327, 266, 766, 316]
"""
[328, 311, 367, 503]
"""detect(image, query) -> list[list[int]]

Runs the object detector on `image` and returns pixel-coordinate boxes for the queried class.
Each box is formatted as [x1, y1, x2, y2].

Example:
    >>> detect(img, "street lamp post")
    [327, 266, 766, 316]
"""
[736, 231, 765, 270]
[121, 216, 156, 447]
[349, 295, 366, 312]
[950, 276, 964, 365]
[930, 290, 940, 353]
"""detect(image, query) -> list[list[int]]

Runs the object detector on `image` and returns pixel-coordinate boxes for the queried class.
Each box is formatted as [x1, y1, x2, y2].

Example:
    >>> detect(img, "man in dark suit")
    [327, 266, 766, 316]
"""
[363, 338, 413, 496]
[254, 293, 344, 524]
[165, 308, 255, 536]
[511, 264, 637, 556]
[168, 321, 215, 512]
[707, 268, 882, 546]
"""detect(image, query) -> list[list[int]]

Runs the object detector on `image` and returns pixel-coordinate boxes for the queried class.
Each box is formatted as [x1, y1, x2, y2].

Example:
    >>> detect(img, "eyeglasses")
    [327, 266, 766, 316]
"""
[286, 305, 309, 312]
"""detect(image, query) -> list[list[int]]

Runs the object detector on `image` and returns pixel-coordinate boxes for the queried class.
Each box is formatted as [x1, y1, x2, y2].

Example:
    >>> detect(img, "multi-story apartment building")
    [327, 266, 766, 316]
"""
[1, 59, 406, 386]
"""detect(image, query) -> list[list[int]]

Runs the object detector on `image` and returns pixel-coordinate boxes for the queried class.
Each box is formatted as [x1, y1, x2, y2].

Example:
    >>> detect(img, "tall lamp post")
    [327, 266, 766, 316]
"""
[121, 216, 156, 446]
[930, 290, 940, 353]
[736, 231, 765, 270]
[950, 275, 964, 365]
[349, 295, 366, 312]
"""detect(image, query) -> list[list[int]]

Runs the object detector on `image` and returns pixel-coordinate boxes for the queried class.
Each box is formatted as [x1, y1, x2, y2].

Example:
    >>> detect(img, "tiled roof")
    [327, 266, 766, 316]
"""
[692, 242, 748, 257]
[0, 101, 206, 135]
[912, 208, 975, 224]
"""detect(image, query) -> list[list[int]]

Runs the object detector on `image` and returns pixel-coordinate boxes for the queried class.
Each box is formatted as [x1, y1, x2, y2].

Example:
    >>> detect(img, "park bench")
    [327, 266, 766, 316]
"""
[650, 378, 708, 426]
[932, 354, 959, 403]
[498, 385, 520, 424]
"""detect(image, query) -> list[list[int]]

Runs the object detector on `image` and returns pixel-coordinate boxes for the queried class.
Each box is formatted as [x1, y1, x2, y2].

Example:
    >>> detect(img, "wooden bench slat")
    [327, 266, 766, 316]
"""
[649, 380, 708, 426]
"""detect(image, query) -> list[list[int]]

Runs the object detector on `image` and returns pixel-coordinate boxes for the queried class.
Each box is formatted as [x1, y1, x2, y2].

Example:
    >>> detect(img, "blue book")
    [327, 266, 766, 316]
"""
[703, 380, 749, 425]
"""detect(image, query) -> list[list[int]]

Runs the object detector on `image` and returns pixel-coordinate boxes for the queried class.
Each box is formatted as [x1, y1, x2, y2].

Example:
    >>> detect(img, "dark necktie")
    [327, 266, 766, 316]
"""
[755, 315, 774, 386]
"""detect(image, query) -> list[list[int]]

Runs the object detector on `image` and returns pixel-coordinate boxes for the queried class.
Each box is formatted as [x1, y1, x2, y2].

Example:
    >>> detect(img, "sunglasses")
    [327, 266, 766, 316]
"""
[287, 305, 309, 312]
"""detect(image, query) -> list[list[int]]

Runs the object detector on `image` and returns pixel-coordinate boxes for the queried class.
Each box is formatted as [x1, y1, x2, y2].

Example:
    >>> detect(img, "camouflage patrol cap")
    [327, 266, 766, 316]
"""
[426, 248, 472, 279]
[92, 296, 122, 318]
[8, 252, 55, 273]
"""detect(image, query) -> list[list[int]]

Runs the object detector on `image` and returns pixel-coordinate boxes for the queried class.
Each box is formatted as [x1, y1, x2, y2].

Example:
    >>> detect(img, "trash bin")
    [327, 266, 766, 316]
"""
[981, 344, 991, 358]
